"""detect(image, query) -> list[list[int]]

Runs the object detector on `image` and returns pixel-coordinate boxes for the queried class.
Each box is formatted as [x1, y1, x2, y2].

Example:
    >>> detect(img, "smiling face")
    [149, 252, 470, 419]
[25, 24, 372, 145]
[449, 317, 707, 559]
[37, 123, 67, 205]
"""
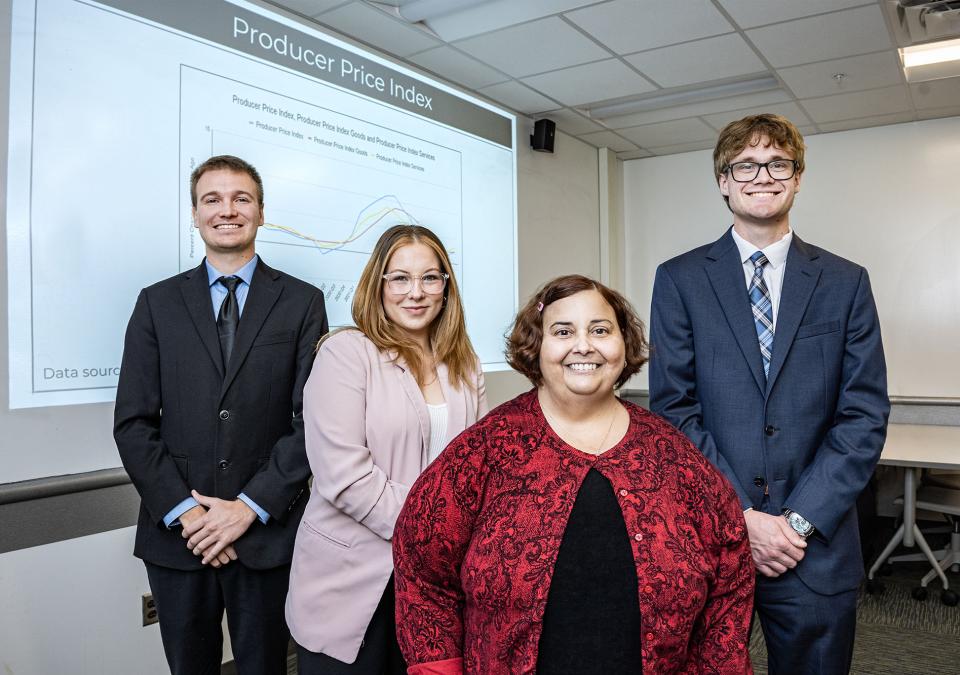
[381, 242, 445, 348]
[192, 169, 263, 259]
[538, 289, 626, 403]
[718, 135, 801, 232]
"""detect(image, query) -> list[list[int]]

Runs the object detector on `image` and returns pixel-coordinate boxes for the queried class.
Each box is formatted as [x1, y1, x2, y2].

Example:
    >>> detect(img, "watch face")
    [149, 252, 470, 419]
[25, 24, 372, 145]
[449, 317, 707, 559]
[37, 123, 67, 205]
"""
[788, 512, 812, 534]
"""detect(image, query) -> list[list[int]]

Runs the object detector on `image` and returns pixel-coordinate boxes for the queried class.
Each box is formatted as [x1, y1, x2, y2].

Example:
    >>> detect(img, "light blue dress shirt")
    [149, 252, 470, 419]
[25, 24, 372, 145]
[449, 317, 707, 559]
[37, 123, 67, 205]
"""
[163, 255, 270, 527]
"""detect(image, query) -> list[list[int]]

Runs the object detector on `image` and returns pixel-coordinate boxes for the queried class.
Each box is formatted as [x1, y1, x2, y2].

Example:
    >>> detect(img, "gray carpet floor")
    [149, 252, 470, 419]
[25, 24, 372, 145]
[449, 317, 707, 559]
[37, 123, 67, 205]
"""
[237, 564, 960, 675]
[750, 561, 960, 675]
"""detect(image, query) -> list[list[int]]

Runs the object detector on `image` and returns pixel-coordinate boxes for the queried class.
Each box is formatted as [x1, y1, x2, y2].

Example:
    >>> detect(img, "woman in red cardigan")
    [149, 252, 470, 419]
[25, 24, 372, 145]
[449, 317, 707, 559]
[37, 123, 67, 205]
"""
[393, 274, 754, 674]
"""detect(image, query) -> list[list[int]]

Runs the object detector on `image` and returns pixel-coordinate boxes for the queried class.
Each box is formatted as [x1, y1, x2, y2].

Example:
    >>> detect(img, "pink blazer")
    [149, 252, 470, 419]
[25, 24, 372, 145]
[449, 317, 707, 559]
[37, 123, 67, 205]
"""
[286, 329, 488, 663]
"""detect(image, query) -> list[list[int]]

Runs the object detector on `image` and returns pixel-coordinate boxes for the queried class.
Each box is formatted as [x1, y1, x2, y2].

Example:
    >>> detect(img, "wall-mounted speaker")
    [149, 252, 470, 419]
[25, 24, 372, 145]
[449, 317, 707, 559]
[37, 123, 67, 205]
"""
[530, 119, 555, 153]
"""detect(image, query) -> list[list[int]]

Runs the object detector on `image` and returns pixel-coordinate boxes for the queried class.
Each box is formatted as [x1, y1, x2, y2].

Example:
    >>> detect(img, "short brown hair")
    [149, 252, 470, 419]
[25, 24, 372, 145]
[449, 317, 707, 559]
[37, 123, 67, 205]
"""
[348, 224, 477, 389]
[713, 113, 806, 181]
[506, 275, 648, 388]
[190, 155, 264, 207]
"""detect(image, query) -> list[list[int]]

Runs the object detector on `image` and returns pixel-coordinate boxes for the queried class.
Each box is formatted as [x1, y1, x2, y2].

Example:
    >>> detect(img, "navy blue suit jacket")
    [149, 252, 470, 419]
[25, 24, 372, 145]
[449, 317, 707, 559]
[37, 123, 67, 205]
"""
[649, 229, 889, 594]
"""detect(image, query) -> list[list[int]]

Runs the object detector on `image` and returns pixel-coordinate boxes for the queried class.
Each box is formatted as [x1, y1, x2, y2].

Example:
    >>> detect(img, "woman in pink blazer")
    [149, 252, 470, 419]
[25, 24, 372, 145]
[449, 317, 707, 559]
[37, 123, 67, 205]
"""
[286, 224, 488, 674]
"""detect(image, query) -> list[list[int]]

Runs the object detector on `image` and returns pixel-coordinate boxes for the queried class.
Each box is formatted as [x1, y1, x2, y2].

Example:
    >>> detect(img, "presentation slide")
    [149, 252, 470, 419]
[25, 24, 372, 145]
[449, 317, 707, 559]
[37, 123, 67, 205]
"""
[6, 0, 517, 409]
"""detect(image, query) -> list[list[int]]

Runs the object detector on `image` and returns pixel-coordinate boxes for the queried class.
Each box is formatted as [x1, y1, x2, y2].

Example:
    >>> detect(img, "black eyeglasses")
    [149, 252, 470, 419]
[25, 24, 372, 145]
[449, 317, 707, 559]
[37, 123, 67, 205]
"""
[725, 159, 798, 182]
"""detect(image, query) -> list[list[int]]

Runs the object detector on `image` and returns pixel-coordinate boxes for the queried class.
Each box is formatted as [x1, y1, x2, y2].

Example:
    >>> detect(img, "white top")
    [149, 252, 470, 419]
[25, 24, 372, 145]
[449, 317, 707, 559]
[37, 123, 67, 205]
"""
[731, 227, 793, 329]
[427, 403, 449, 464]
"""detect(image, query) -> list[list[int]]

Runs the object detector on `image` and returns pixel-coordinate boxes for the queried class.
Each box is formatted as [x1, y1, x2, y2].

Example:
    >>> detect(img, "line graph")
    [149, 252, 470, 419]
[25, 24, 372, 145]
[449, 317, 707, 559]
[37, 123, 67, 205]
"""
[262, 195, 422, 254]
[179, 67, 462, 327]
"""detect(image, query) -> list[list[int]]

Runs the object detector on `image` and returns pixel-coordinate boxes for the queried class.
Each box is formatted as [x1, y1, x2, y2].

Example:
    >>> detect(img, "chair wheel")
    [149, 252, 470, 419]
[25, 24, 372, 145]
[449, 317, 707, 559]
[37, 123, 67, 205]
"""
[865, 579, 885, 595]
[912, 586, 928, 601]
[941, 590, 959, 607]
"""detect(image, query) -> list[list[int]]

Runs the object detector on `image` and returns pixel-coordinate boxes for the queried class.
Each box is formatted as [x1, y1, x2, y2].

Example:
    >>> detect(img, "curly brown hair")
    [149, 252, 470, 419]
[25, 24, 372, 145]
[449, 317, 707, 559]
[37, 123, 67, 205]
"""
[506, 275, 648, 388]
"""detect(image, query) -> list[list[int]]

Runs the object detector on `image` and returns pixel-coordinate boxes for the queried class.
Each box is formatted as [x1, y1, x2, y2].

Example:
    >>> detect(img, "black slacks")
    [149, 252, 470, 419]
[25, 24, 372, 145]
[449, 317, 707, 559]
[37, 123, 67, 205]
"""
[145, 560, 291, 675]
[296, 577, 406, 675]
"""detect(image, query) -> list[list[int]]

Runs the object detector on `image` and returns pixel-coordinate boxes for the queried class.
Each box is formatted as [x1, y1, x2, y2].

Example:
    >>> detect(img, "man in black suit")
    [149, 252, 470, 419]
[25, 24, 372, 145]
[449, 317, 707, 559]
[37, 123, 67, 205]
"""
[115, 155, 328, 675]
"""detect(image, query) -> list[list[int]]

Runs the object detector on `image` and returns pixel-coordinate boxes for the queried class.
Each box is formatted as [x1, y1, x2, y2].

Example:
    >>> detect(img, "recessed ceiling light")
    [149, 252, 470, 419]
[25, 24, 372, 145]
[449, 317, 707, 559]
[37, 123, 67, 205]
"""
[901, 37, 960, 82]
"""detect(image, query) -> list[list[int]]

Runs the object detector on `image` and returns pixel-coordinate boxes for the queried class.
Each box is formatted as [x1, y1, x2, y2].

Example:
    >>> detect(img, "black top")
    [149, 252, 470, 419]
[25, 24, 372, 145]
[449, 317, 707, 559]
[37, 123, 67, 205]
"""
[536, 468, 642, 674]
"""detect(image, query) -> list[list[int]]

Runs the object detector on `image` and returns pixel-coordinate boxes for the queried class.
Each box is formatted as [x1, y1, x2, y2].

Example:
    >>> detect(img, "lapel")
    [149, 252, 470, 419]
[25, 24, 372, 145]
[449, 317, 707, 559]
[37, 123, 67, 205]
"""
[180, 261, 224, 379]
[764, 235, 821, 393]
[220, 259, 283, 399]
[705, 229, 767, 394]
[383, 350, 431, 465]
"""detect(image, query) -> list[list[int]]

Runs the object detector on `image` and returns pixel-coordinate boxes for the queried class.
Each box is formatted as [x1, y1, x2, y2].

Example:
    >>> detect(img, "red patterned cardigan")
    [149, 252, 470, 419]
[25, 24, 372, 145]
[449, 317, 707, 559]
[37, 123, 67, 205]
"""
[393, 390, 754, 675]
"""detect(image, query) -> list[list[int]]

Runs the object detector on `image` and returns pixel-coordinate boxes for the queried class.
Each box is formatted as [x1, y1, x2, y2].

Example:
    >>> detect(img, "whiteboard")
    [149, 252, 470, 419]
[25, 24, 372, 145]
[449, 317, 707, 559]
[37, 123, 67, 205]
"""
[624, 116, 960, 399]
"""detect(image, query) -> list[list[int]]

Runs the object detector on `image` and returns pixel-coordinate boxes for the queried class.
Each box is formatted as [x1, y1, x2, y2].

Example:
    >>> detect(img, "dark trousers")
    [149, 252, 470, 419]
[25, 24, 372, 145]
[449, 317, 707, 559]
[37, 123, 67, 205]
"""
[754, 569, 858, 675]
[296, 577, 406, 675]
[145, 560, 291, 675]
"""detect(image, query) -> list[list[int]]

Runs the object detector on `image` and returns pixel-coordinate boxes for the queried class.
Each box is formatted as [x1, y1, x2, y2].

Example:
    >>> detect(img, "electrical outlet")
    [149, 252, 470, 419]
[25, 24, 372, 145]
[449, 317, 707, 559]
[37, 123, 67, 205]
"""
[142, 593, 158, 626]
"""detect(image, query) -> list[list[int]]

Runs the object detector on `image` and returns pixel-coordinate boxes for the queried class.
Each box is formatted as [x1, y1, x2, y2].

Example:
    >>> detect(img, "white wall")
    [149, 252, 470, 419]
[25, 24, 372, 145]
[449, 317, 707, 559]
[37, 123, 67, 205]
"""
[484, 126, 603, 406]
[623, 117, 960, 398]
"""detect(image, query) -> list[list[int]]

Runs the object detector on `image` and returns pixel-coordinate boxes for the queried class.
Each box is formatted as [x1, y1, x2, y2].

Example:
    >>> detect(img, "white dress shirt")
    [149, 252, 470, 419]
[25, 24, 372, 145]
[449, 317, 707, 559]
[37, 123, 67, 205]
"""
[731, 227, 793, 329]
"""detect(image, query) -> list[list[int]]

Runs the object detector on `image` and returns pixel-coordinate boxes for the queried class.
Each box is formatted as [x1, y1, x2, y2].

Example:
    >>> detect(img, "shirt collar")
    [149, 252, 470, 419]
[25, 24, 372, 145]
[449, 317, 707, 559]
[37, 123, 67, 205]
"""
[205, 254, 259, 288]
[731, 227, 793, 270]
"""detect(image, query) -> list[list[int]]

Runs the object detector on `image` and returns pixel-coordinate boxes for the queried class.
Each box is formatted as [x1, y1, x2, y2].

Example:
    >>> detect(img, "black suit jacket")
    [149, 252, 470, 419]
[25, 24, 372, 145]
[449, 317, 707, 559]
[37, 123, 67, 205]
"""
[115, 258, 328, 571]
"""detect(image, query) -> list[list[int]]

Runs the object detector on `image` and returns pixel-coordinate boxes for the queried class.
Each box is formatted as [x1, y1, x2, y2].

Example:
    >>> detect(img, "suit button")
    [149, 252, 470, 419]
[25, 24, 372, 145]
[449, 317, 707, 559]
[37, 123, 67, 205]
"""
[619, 489, 628, 497]
[219, 410, 230, 421]
[754, 476, 765, 488]
[764, 425, 776, 436]
[218, 459, 229, 471]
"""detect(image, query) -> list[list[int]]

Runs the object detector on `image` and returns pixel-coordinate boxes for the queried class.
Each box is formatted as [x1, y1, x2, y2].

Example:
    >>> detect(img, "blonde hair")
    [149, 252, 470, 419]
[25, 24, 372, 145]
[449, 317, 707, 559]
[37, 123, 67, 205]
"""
[347, 224, 478, 389]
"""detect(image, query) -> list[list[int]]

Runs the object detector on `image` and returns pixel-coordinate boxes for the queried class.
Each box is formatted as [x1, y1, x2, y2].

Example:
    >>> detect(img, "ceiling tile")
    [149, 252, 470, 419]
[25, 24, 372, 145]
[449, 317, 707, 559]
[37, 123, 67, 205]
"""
[910, 76, 960, 110]
[798, 125, 818, 137]
[717, 0, 872, 30]
[538, 108, 606, 135]
[648, 139, 716, 155]
[778, 51, 903, 99]
[477, 81, 559, 114]
[576, 130, 638, 152]
[617, 117, 716, 148]
[702, 102, 812, 131]
[817, 111, 915, 133]
[917, 106, 960, 120]
[407, 46, 508, 89]
[269, 0, 349, 18]
[454, 16, 609, 78]
[423, 0, 600, 42]
[625, 33, 766, 88]
[565, 0, 732, 55]
[601, 89, 791, 128]
[746, 5, 892, 68]
[617, 149, 654, 160]
[318, 2, 440, 56]
[801, 85, 912, 123]
[522, 59, 655, 106]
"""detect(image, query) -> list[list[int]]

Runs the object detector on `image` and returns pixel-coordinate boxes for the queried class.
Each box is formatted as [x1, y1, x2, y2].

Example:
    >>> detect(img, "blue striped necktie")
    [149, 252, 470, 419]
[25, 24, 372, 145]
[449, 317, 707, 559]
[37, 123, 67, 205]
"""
[749, 251, 774, 377]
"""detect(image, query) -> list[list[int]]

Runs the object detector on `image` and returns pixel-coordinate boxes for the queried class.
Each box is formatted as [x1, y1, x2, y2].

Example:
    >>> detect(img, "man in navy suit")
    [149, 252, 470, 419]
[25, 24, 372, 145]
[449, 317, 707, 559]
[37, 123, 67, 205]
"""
[649, 114, 889, 674]
[115, 155, 327, 674]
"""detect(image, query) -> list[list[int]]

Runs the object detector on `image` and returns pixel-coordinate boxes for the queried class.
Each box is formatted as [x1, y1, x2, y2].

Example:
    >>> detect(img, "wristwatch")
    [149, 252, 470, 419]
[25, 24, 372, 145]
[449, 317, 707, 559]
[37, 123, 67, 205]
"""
[783, 509, 815, 539]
